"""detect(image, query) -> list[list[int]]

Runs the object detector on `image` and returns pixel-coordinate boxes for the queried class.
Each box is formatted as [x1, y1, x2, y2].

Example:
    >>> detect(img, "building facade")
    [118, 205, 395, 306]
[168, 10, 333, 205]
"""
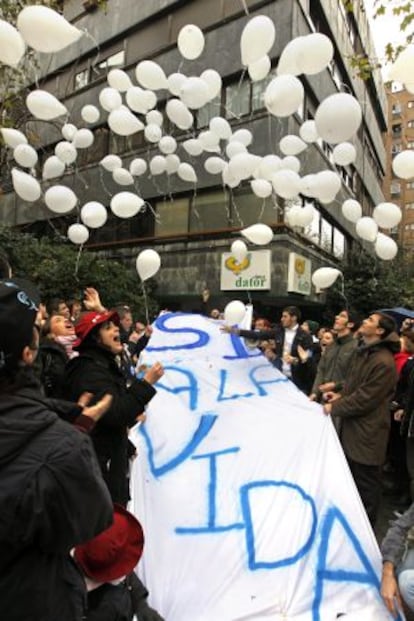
[0, 0, 387, 315]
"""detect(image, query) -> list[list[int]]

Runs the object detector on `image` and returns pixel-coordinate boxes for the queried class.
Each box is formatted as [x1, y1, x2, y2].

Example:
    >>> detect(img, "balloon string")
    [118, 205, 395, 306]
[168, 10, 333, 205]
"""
[143, 200, 161, 223]
[192, 184, 201, 222]
[141, 281, 150, 324]
[74, 243, 84, 277]
[99, 168, 113, 198]
[230, 191, 244, 228]
[239, 0, 250, 15]
[258, 198, 266, 222]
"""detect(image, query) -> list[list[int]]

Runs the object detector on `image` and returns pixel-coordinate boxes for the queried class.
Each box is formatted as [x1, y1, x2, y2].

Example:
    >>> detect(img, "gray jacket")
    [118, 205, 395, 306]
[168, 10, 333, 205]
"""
[381, 502, 414, 567]
[311, 333, 357, 398]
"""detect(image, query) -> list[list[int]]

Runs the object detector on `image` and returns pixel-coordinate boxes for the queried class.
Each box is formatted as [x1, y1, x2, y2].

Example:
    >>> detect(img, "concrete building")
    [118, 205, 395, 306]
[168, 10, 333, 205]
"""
[0, 0, 387, 316]
[384, 83, 414, 251]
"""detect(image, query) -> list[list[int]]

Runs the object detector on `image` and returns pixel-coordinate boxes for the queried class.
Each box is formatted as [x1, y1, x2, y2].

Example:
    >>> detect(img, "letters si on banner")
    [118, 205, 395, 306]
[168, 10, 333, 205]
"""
[130, 313, 398, 621]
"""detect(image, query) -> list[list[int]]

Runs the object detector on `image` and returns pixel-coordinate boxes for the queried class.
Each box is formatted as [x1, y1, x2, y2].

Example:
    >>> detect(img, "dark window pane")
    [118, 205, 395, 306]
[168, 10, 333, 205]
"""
[190, 191, 230, 231]
[155, 198, 189, 235]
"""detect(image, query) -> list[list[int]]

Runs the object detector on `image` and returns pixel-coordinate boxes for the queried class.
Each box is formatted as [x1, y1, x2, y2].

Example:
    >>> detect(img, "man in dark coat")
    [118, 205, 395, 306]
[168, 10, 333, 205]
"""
[0, 278, 113, 621]
[223, 305, 314, 393]
[323, 311, 400, 526]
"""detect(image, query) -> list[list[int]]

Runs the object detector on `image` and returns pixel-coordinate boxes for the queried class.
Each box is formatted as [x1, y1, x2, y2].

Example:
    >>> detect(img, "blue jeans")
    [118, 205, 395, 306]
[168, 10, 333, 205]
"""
[398, 548, 414, 611]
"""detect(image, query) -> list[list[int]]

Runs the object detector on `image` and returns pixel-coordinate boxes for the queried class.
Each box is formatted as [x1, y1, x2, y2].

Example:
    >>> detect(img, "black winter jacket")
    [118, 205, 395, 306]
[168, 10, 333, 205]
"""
[0, 371, 113, 621]
[63, 344, 156, 505]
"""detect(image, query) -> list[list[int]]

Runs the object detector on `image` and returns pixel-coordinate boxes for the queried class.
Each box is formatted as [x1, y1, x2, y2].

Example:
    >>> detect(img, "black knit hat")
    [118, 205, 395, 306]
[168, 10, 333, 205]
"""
[0, 278, 39, 372]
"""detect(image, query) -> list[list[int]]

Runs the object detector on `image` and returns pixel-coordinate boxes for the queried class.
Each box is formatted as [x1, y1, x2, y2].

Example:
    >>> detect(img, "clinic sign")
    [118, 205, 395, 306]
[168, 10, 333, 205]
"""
[287, 252, 312, 295]
[220, 249, 271, 290]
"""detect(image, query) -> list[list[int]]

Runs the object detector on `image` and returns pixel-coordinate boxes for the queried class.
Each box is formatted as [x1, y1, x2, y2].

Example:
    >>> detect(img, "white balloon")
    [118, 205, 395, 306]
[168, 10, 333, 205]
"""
[312, 267, 341, 289]
[42, 155, 65, 180]
[389, 44, 414, 83]
[277, 37, 303, 76]
[200, 69, 222, 99]
[81, 105, 100, 124]
[17, 5, 82, 53]
[81, 202, 107, 228]
[113, 167, 134, 185]
[297, 33, 334, 75]
[108, 106, 144, 136]
[26, 90, 67, 120]
[241, 15, 275, 66]
[107, 68, 132, 92]
[62, 123, 77, 141]
[224, 300, 246, 325]
[178, 163, 197, 183]
[248, 55, 271, 82]
[142, 90, 157, 110]
[183, 138, 203, 157]
[125, 86, 147, 114]
[135, 60, 167, 90]
[209, 116, 232, 140]
[280, 156, 301, 173]
[231, 240, 248, 263]
[241, 223, 273, 245]
[251, 178, 272, 198]
[159, 135, 177, 154]
[100, 154, 122, 172]
[167, 73, 187, 96]
[300, 174, 318, 197]
[286, 204, 302, 227]
[12, 168, 41, 202]
[271, 169, 301, 199]
[136, 249, 161, 281]
[165, 154, 180, 175]
[222, 164, 240, 189]
[73, 128, 94, 149]
[99, 87, 122, 112]
[44, 185, 77, 213]
[375, 233, 398, 261]
[13, 144, 38, 168]
[129, 158, 147, 176]
[299, 120, 318, 143]
[144, 123, 162, 143]
[315, 93, 362, 144]
[177, 24, 205, 60]
[1, 128, 27, 148]
[55, 141, 77, 165]
[110, 192, 144, 218]
[226, 141, 247, 159]
[149, 155, 167, 176]
[198, 130, 220, 152]
[279, 135, 307, 156]
[68, 223, 89, 245]
[205, 157, 226, 175]
[373, 202, 402, 229]
[296, 203, 315, 227]
[146, 110, 163, 127]
[230, 129, 253, 147]
[314, 170, 342, 200]
[265, 75, 304, 118]
[333, 142, 356, 166]
[166, 98, 194, 130]
[0, 20, 26, 67]
[342, 199, 362, 223]
[256, 154, 281, 180]
[180, 76, 210, 109]
[355, 217, 378, 242]
[392, 150, 414, 180]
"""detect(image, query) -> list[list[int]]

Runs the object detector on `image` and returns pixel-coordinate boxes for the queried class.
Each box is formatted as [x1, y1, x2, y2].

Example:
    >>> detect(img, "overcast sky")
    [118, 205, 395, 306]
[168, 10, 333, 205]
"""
[364, 0, 404, 76]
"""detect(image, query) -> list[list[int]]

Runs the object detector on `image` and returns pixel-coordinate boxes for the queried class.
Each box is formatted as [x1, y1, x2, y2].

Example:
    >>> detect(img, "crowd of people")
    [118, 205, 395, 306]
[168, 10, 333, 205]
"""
[2, 251, 414, 618]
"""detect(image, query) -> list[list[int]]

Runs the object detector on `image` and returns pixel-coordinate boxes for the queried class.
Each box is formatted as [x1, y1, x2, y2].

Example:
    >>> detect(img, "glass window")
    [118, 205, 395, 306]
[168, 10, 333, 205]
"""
[75, 69, 89, 90]
[408, 101, 414, 109]
[232, 190, 278, 227]
[155, 198, 189, 236]
[408, 181, 414, 189]
[408, 121, 414, 129]
[304, 209, 320, 244]
[197, 96, 222, 129]
[189, 191, 229, 232]
[406, 203, 414, 209]
[251, 75, 273, 112]
[333, 228, 345, 259]
[320, 218, 333, 252]
[392, 103, 401, 114]
[392, 124, 402, 136]
[225, 80, 250, 119]
[391, 182, 401, 195]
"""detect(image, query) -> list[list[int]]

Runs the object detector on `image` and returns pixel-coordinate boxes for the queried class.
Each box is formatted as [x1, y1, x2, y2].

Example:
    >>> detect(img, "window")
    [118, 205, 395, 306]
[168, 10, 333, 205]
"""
[225, 80, 250, 119]
[406, 203, 414, 209]
[408, 142, 414, 149]
[320, 218, 333, 252]
[303, 209, 320, 245]
[408, 121, 414, 129]
[155, 198, 189, 236]
[231, 189, 278, 227]
[408, 101, 414, 109]
[75, 69, 89, 90]
[392, 124, 402, 137]
[190, 191, 229, 232]
[392, 103, 402, 115]
[391, 182, 401, 196]
[251, 75, 273, 112]
[197, 96, 221, 129]
[91, 50, 125, 81]
[333, 228, 345, 259]
[408, 181, 414, 189]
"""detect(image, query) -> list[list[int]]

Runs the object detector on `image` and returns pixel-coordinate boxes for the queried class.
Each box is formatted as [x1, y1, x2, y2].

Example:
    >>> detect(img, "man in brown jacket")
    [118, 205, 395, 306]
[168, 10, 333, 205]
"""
[323, 312, 400, 526]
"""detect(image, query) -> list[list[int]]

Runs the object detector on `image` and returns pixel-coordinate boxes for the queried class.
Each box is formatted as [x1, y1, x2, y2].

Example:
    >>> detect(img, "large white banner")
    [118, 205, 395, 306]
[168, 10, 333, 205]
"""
[131, 313, 399, 621]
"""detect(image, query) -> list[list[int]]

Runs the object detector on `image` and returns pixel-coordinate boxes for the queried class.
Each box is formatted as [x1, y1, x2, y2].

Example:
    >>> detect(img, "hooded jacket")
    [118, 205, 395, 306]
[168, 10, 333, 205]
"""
[331, 332, 400, 465]
[0, 370, 113, 621]
[63, 344, 156, 505]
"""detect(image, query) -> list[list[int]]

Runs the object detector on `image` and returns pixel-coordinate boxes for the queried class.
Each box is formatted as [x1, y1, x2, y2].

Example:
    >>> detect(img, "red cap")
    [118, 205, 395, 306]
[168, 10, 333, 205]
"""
[74, 504, 144, 582]
[73, 310, 119, 348]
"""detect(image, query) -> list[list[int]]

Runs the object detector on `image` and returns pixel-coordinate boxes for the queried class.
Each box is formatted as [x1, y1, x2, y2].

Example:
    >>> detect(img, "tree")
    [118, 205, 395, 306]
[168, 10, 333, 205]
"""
[0, 226, 159, 320]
